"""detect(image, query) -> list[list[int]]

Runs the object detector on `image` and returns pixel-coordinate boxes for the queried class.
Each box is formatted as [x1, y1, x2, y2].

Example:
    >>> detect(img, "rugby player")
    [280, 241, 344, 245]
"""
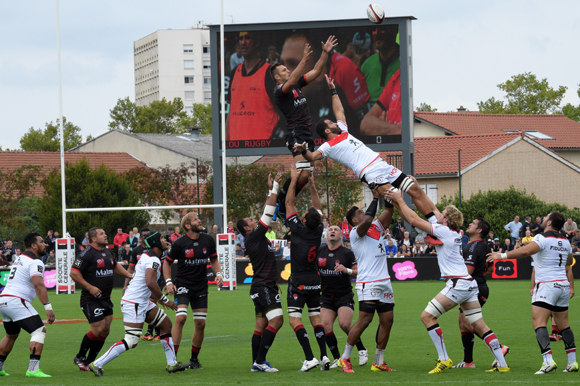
[294, 75, 439, 223]
[488, 211, 577, 374]
[70, 227, 132, 371]
[0, 232, 54, 378]
[89, 232, 185, 375]
[237, 173, 284, 372]
[318, 225, 368, 368]
[386, 189, 509, 374]
[269, 35, 338, 222]
[285, 166, 330, 371]
[338, 190, 395, 373]
[164, 212, 223, 370]
[452, 218, 510, 369]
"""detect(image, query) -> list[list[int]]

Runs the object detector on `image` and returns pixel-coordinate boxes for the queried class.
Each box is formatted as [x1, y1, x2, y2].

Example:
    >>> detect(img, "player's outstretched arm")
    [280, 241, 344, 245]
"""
[163, 260, 175, 295]
[294, 142, 323, 163]
[486, 241, 541, 263]
[281, 43, 313, 93]
[305, 35, 338, 84]
[356, 188, 380, 237]
[285, 164, 300, 216]
[32, 275, 55, 324]
[113, 261, 132, 279]
[308, 173, 322, 211]
[325, 75, 346, 123]
[385, 188, 431, 235]
[378, 206, 394, 231]
[146, 267, 175, 310]
[566, 262, 575, 298]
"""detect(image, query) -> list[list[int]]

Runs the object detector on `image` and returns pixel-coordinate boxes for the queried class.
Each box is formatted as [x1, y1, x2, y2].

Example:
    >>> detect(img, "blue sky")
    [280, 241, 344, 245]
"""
[1, 0, 579, 150]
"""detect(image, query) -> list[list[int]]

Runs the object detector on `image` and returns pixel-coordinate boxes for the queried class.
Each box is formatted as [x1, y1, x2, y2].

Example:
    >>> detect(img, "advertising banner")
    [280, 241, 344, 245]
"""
[56, 238, 75, 294]
[217, 233, 237, 290]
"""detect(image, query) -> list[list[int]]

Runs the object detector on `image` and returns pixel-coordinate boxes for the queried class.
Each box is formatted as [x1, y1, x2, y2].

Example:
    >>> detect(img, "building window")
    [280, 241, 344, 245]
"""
[183, 44, 193, 53]
[203, 46, 209, 54]
[185, 106, 193, 114]
[204, 91, 211, 99]
[420, 184, 438, 204]
[184, 76, 194, 84]
[184, 60, 194, 69]
[204, 77, 211, 84]
[185, 91, 195, 100]
[203, 61, 211, 69]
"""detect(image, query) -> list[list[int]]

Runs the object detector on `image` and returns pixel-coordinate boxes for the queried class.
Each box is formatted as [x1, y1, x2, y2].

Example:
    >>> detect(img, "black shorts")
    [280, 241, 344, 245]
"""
[250, 283, 282, 318]
[82, 298, 114, 324]
[3, 315, 44, 335]
[287, 282, 321, 312]
[320, 293, 355, 312]
[175, 286, 208, 310]
[286, 130, 314, 156]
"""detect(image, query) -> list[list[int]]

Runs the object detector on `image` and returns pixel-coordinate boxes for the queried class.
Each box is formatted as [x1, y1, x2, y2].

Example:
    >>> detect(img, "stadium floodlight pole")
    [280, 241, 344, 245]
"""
[220, 0, 228, 233]
[55, 0, 67, 238]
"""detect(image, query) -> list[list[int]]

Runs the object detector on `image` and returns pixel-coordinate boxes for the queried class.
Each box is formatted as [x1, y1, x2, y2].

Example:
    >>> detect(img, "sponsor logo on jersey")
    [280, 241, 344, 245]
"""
[293, 293, 298, 300]
[185, 249, 194, 258]
[102, 253, 106, 257]
[184, 258, 209, 265]
[203, 248, 207, 255]
[319, 268, 340, 276]
[250, 293, 259, 299]
[96, 269, 113, 277]
[97, 259, 105, 268]
[152, 262, 159, 271]
[297, 285, 321, 290]
[294, 97, 306, 107]
[550, 245, 569, 252]
[318, 257, 327, 267]
[292, 89, 299, 98]
[110, 259, 114, 265]
[37, 265, 44, 273]
[74, 259, 82, 268]
[193, 242, 199, 246]
[335, 260, 341, 266]
[94, 308, 104, 317]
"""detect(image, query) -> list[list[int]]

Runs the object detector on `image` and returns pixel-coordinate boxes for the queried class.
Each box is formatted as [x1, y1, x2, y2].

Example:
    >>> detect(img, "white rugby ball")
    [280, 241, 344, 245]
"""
[367, 3, 385, 24]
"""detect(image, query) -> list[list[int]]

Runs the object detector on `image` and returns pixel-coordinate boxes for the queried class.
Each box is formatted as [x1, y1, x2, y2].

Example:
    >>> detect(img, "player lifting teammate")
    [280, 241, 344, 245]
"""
[269, 35, 338, 222]
[338, 190, 395, 373]
[70, 227, 132, 371]
[237, 173, 284, 372]
[488, 211, 577, 374]
[0, 232, 54, 378]
[386, 188, 509, 374]
[285, 166, 330, 371]
[318, 225, 368, 369]
[89, 232, 185, 375]
[164, 212, 223, 369]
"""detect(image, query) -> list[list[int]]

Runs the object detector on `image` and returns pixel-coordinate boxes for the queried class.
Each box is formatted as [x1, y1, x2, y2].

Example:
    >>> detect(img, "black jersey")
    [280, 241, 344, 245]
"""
[166, 233, 217, 291]
[318, 245, 356, 297]
[72, 246, 117, 305]
[287, 212, 323, 286]
[245, 221, 278, 285]
[130, 245, 145, 266]
[463, 240, 490, 285]
[273, 75, 312, 133]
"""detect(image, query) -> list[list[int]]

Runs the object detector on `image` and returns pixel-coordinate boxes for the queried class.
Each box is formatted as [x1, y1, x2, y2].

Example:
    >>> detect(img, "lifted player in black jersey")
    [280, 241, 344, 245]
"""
[285, 165, 330, 372]
[164, 212, 223, 370]
[70, 227, 132, 372]
[237, 172, 284, 373]
[269, 35, 337, 223]
[318, 225, 368, 369]
[452, 218, 509, 369]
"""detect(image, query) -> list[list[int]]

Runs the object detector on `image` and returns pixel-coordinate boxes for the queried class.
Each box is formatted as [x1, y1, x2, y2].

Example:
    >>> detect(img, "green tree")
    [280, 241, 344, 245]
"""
[38, 158, 149, 244]
[477, 72, 567, 114]
[178, 103, 212, 134]
[108, 97, 188, 134]
[20, 117, 82, 151]
[562, 85, 580, 122]
[316, 159, 362, 223]
[415, 103, 438, 112]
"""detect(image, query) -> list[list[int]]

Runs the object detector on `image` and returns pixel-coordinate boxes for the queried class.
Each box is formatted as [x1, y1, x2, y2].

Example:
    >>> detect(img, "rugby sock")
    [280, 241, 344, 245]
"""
[86, 335, 107, 364]
[78, 330, 97, 359]
[341, 343, 354, 360]
[374, 348, 385, 365]
[482, 330, 506, 367]
[355, 338, 366, 351]
[314, 325, 327, 358]
[325, 332, 340, 360]
[252, 330, 262, 362]
[28, 354, 40, 372]
[294, 325, 314, 361]
[461, 331, 475, 363]
[0, 354, 6, 371]
[160, 333, 177, 366]
[190, 346, 201, 362]
[94, 340, 129, 368]
[535, 327, 553, 364]
[427, 324, 449, 361]
[155, 327, 161, 337]
[256, 326, 278, 364]
[561, 327, 577, 364]
[146, 324, 154, 336]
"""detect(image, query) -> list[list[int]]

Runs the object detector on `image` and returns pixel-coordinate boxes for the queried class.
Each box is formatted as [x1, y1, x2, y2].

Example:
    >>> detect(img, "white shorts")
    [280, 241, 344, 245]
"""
[440, 278, 478, 305]
[0, 296, 39, 322]
[356, 280, 394, 303]
[362, 161, 402, 186]
[120, 299, 156, 324]
[532, 280, 570, 309]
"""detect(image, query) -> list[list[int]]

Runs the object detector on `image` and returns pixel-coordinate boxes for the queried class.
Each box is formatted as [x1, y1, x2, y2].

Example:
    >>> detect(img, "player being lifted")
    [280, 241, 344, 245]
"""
[488, 211, 577, 374]
[269, 35, 338, 222]
[237, 173, 284, 372]
[0, 232, 54, 378]
[89, 232, 185, 376]
[294, 75, 439, 224]
[385, 189, 509, 374]
[285, 166, 330, 371]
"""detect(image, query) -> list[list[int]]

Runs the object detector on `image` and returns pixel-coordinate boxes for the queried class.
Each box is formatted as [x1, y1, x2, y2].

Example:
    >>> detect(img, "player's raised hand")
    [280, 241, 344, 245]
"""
[322, 35, 338, 53]
[274, 172, 283, 183]
[165, 283, 176, 296]
[293, 142, 307, 153]
[334, 264, 348, 274]
[486, 252, 502, 263]
[46, 310, 55, 324]
[384, 187, 402, 202]
[268, 173, 274, 190]
[325, 74, 336, 90]
[290, 163, 300, 180]
[303, 43, 313, 62]
[216, 274, 224, 288]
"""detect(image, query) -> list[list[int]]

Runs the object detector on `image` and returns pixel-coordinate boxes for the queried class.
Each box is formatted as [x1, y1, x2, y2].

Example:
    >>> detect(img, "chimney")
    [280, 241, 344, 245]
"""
[188, 126, 202, 142]
[457, 106, 467, 113]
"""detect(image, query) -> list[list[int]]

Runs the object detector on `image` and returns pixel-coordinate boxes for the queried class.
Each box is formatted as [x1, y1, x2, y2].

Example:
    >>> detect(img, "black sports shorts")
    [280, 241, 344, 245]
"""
[320, 292, 355, 312]
[82, 298, 114, 324]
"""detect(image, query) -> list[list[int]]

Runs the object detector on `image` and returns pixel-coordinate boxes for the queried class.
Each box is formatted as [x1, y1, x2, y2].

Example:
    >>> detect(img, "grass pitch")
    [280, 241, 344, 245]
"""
[1, 280, 578, 385]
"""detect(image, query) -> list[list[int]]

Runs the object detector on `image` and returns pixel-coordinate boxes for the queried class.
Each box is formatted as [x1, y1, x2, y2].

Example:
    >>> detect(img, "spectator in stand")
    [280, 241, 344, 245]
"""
[227, 221, 236, 234]
[126, 230, 139, 250]
[522, 230, 534, 246]
[424, 244, 437, 255]
[208, 225, 219, 244]
[519, 216, 531, 239]
[237, 232, 246, 250]
[491, 238, 501, 252]
[2, 240, 16, 263]
[274, 244, 284, 259]
[398, 231, 414, 249]
[563, 217, 578, 241]
[504, 215, 523, 246]
[235, 244, 245, 257]
[412, 241, 423, 256]
[344, 240, 352, 250]
[341, 216, 352, 242]
[82, 232, 89, 247]
[486, 230, 495, 248]
[392, 217, 404, 242]
[320, 218, 330, 247]
[571, 243, 579, 254]
[571, 230, 580, 250]
[45, 250, 56, 268]
[15, 248, 21, 258]
[414, 228, 425, 247]
[265, 226, 277, 240]
[118, 242, 131, 264]
[165, 229, 173, 243]
[170, 226, 181, 243]
[113, 228, 129, 250]
[0, 251, 10, 266]
[385, 239, 398, 257]
[501, 238, 513, 252]
[45, 230, 56, 255]
[283, 241, 291, 259]
[398, 244, 412, 258]
[460, 230, 469, 249]
[132, 227, 140, 242]
[531, 216, 543, 236]
[513, 238, 522, 250]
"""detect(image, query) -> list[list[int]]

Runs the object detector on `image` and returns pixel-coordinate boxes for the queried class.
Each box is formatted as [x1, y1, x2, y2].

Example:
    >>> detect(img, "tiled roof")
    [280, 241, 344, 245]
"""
[414, 112, 580, 149]
[0, 152, 146, 196]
